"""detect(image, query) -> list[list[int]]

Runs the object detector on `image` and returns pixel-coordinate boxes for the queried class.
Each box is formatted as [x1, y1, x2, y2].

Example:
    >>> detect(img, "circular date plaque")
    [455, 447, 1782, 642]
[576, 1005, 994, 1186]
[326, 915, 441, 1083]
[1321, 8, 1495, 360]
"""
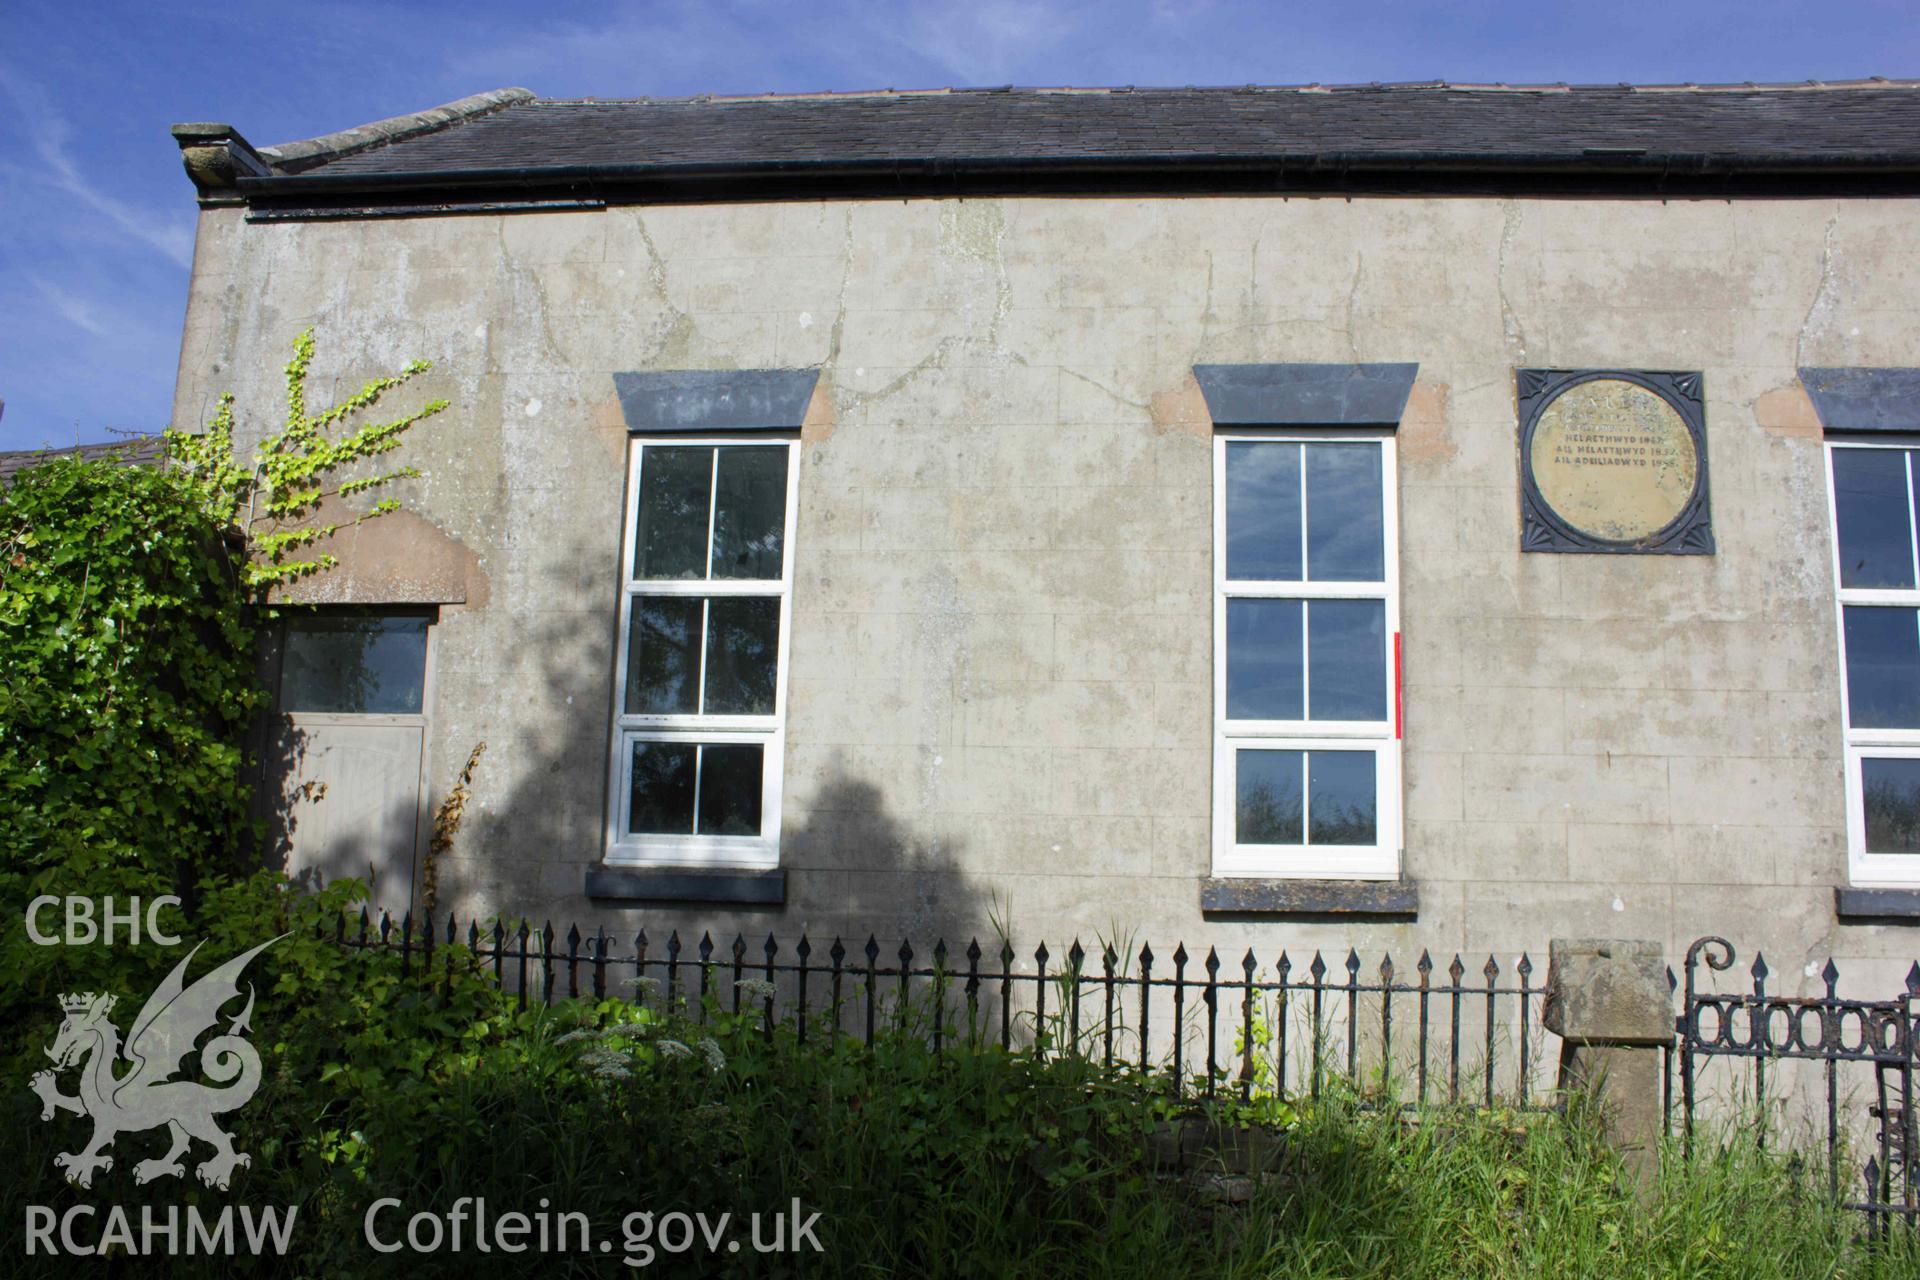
[1516, 371, 1712, 554]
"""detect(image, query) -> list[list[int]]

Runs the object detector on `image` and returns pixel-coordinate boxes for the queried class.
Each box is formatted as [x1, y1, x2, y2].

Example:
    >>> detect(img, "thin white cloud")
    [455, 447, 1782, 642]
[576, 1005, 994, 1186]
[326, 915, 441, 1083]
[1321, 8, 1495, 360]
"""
[433, 0, 1093, 98]
[0, 63, 195, 269]
[1148, 0, 1217, 26]
[895, 0, 1088, 85]
[28, 274, 114, 337]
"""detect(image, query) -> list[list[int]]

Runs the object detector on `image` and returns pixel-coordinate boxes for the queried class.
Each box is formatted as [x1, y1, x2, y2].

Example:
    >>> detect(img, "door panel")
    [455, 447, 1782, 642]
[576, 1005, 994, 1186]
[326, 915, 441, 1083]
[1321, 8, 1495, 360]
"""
[270, 720, 425, 903]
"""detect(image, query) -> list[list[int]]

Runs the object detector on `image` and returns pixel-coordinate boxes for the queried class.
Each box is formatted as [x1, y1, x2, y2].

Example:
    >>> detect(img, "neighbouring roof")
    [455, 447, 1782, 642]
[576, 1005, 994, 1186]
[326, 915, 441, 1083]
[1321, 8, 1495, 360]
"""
[174, 80, 1920, 215]
[0, 436, 166, 485]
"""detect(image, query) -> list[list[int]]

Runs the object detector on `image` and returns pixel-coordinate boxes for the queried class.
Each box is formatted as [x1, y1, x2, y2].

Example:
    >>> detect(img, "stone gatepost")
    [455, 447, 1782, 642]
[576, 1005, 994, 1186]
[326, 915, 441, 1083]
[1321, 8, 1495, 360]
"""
[1543, 938, 1673, 1188]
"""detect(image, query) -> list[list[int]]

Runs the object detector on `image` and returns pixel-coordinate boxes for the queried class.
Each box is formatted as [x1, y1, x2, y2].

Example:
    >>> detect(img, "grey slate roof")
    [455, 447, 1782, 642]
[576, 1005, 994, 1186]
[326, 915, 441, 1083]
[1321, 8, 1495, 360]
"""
[176, 81, 1920, 210]
[299, 82, 1920, 177]
[0, 436, 166, 484]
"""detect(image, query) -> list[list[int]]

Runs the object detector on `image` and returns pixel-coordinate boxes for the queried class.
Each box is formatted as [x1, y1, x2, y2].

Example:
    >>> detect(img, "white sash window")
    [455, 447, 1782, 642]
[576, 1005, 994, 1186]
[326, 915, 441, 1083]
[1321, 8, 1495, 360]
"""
[1212, 432, 1401, 878]
[1826, 440, 1920, 886]
[607, 438, 799, 868]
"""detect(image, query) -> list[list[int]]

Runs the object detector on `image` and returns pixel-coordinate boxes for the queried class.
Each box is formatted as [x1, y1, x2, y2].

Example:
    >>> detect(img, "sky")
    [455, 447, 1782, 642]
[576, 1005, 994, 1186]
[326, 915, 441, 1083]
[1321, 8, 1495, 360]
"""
[0, 0, 1916, 452]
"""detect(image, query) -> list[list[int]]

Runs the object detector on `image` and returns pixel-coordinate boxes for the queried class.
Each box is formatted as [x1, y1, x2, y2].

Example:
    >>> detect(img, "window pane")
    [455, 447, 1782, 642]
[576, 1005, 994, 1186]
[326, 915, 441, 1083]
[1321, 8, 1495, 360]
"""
[1308, 599, 1387, 721]
[1306, 443, 1385, 581]
[629, 741, 696, 834]
[1844, 606, 1920, 728]
[704, 598, 780, 715]
[1832, 449, 1915, 589]
[711, 446, 789, 580]
[1226, 598, 1304, 719]
[1236, 749, 1303, 845]
[1308, 751, 1377, 845]
[1863, 757, 1920, 854]
[625, 597, 702, 715]
[697, 744, 764, 836]
[1225, 442, 1302, 580]
[280, 614, 427, 714]
[633, 446, 712, 580]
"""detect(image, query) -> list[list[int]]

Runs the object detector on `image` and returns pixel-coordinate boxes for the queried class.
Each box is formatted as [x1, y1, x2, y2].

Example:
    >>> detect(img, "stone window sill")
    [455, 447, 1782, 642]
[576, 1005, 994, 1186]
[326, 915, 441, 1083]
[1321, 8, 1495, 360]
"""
[1834, 886, 1920, 924]
[586, 866, 786, 906]
[1200, 877, 1418, 920]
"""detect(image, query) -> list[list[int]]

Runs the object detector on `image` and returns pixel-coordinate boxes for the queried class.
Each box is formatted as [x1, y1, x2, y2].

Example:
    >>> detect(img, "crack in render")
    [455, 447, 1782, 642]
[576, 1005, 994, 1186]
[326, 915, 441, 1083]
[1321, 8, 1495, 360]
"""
[1497, 201, 1530, 361]
[835, 338, 963, 415]
[1198, 249, 1219, 350]
[1344, 252, 1364, 364]
[822, 206, 854, 368]
[631, 210, 673, 303]
[991, 236, 1012, 353]
[1194, 246, 1253, 357]
[630, 210, 694, 364]
[833, 202, 1022, 418]
[495, 217, 565, 367]
[1796, 212, 1841, 370]
[1058, 366, 1148, 412]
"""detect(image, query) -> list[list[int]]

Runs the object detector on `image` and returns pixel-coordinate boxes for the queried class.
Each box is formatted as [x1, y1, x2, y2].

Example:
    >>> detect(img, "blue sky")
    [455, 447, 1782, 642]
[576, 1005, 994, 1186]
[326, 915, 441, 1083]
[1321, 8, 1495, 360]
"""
[0, 0, 1915, 451]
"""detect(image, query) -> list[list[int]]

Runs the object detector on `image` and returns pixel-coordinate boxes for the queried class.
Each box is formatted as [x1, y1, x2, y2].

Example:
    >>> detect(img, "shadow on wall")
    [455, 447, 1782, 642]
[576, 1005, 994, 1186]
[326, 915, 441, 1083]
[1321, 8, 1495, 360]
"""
[248, 629, 335, 892]
[785, 774, 997, 953]
[250, 621, 422, 910]
[249, 531, 997, 955]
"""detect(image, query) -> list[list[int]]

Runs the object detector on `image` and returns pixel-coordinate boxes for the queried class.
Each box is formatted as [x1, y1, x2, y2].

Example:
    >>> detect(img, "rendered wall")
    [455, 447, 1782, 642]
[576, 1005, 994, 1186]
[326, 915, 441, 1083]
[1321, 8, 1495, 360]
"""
[171, 193, 1920, 992]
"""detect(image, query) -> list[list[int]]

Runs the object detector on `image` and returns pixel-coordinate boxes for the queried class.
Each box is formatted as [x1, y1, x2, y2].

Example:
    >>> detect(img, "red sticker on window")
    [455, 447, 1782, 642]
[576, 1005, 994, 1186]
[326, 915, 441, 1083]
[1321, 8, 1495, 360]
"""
[1393, 631, 1403, 740]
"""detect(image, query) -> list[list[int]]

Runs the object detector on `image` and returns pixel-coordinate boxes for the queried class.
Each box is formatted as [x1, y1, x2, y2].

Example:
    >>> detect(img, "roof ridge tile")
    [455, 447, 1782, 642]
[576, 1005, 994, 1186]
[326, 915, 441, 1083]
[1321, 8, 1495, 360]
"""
[257, 87, 535, 173]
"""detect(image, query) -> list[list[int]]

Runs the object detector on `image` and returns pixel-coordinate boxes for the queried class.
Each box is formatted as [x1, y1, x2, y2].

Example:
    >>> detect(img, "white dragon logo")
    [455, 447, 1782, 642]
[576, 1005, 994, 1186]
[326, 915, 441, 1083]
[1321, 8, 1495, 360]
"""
[30, 936, 283, 1191]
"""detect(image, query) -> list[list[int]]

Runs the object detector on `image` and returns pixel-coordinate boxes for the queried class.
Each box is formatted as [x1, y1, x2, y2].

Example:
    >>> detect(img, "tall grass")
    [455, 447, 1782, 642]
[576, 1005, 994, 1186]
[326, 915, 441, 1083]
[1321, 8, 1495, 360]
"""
[6, 984, 1915, 1277]
[1242, 1097, 1916, 1279]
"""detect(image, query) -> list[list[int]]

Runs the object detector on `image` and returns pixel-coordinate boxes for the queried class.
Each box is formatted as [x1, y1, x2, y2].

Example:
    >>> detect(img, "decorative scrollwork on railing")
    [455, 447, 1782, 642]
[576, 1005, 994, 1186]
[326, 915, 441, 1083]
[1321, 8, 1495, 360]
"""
[1686, 995, 1911, 1061]
[1682, 936, 1915, 1065]
[1685, 935, 1735, 975]
[1679, 935, 1920, 1232]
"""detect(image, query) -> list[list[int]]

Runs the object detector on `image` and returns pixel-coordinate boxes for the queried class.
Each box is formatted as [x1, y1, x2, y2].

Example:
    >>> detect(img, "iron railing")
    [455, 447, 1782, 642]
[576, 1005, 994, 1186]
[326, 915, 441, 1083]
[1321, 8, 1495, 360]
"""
[1677, 936, 1920, 1234]
[331, 910, 1920, 1233]
[329, 907, 1555, 1108]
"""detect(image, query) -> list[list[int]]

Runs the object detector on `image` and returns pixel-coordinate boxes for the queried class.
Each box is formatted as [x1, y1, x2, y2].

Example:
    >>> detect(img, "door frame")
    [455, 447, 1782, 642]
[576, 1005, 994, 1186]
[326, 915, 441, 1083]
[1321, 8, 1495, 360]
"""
[268, 606, 438, 916]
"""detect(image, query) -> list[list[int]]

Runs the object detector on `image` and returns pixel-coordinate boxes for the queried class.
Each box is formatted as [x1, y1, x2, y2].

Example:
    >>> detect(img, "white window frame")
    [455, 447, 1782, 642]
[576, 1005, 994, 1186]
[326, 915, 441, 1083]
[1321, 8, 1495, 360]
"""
[1211, 429, 1402, 879]
[605, 436, 800, 870]
[1824, 437, 1920, 887]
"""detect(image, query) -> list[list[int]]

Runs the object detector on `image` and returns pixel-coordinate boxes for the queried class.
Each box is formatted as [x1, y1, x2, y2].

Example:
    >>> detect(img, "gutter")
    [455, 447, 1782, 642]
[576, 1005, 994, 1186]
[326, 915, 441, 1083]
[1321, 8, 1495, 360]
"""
[227, 149, 1920, 218]
[238, 148, 1920, 196]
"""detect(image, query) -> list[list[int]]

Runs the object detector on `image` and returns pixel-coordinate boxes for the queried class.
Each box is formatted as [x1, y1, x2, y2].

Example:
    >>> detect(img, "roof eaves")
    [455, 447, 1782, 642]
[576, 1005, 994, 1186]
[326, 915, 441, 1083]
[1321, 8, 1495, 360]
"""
[172, 121, 275, 203]
[235, 144, 1920, 201]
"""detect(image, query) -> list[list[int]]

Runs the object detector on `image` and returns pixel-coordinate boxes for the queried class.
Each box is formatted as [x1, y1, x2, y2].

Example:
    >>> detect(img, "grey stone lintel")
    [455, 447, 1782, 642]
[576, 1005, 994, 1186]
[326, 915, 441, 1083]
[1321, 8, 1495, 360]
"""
[1799, 367, 1920, 434]
[1193, 362, 1419, 427]
[613, 369, 821, 433]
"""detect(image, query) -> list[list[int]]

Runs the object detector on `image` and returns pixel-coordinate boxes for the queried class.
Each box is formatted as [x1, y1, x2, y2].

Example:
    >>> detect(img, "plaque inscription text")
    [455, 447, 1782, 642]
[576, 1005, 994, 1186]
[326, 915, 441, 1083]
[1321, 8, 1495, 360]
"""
[1516, 369, 1713, 555]
[1529, 379, 1697, 543]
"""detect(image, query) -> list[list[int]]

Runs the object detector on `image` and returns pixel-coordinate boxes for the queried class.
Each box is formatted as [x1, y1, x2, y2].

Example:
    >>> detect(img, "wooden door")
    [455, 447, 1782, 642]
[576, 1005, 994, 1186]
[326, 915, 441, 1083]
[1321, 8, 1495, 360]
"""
[267, 611, 432, 911]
